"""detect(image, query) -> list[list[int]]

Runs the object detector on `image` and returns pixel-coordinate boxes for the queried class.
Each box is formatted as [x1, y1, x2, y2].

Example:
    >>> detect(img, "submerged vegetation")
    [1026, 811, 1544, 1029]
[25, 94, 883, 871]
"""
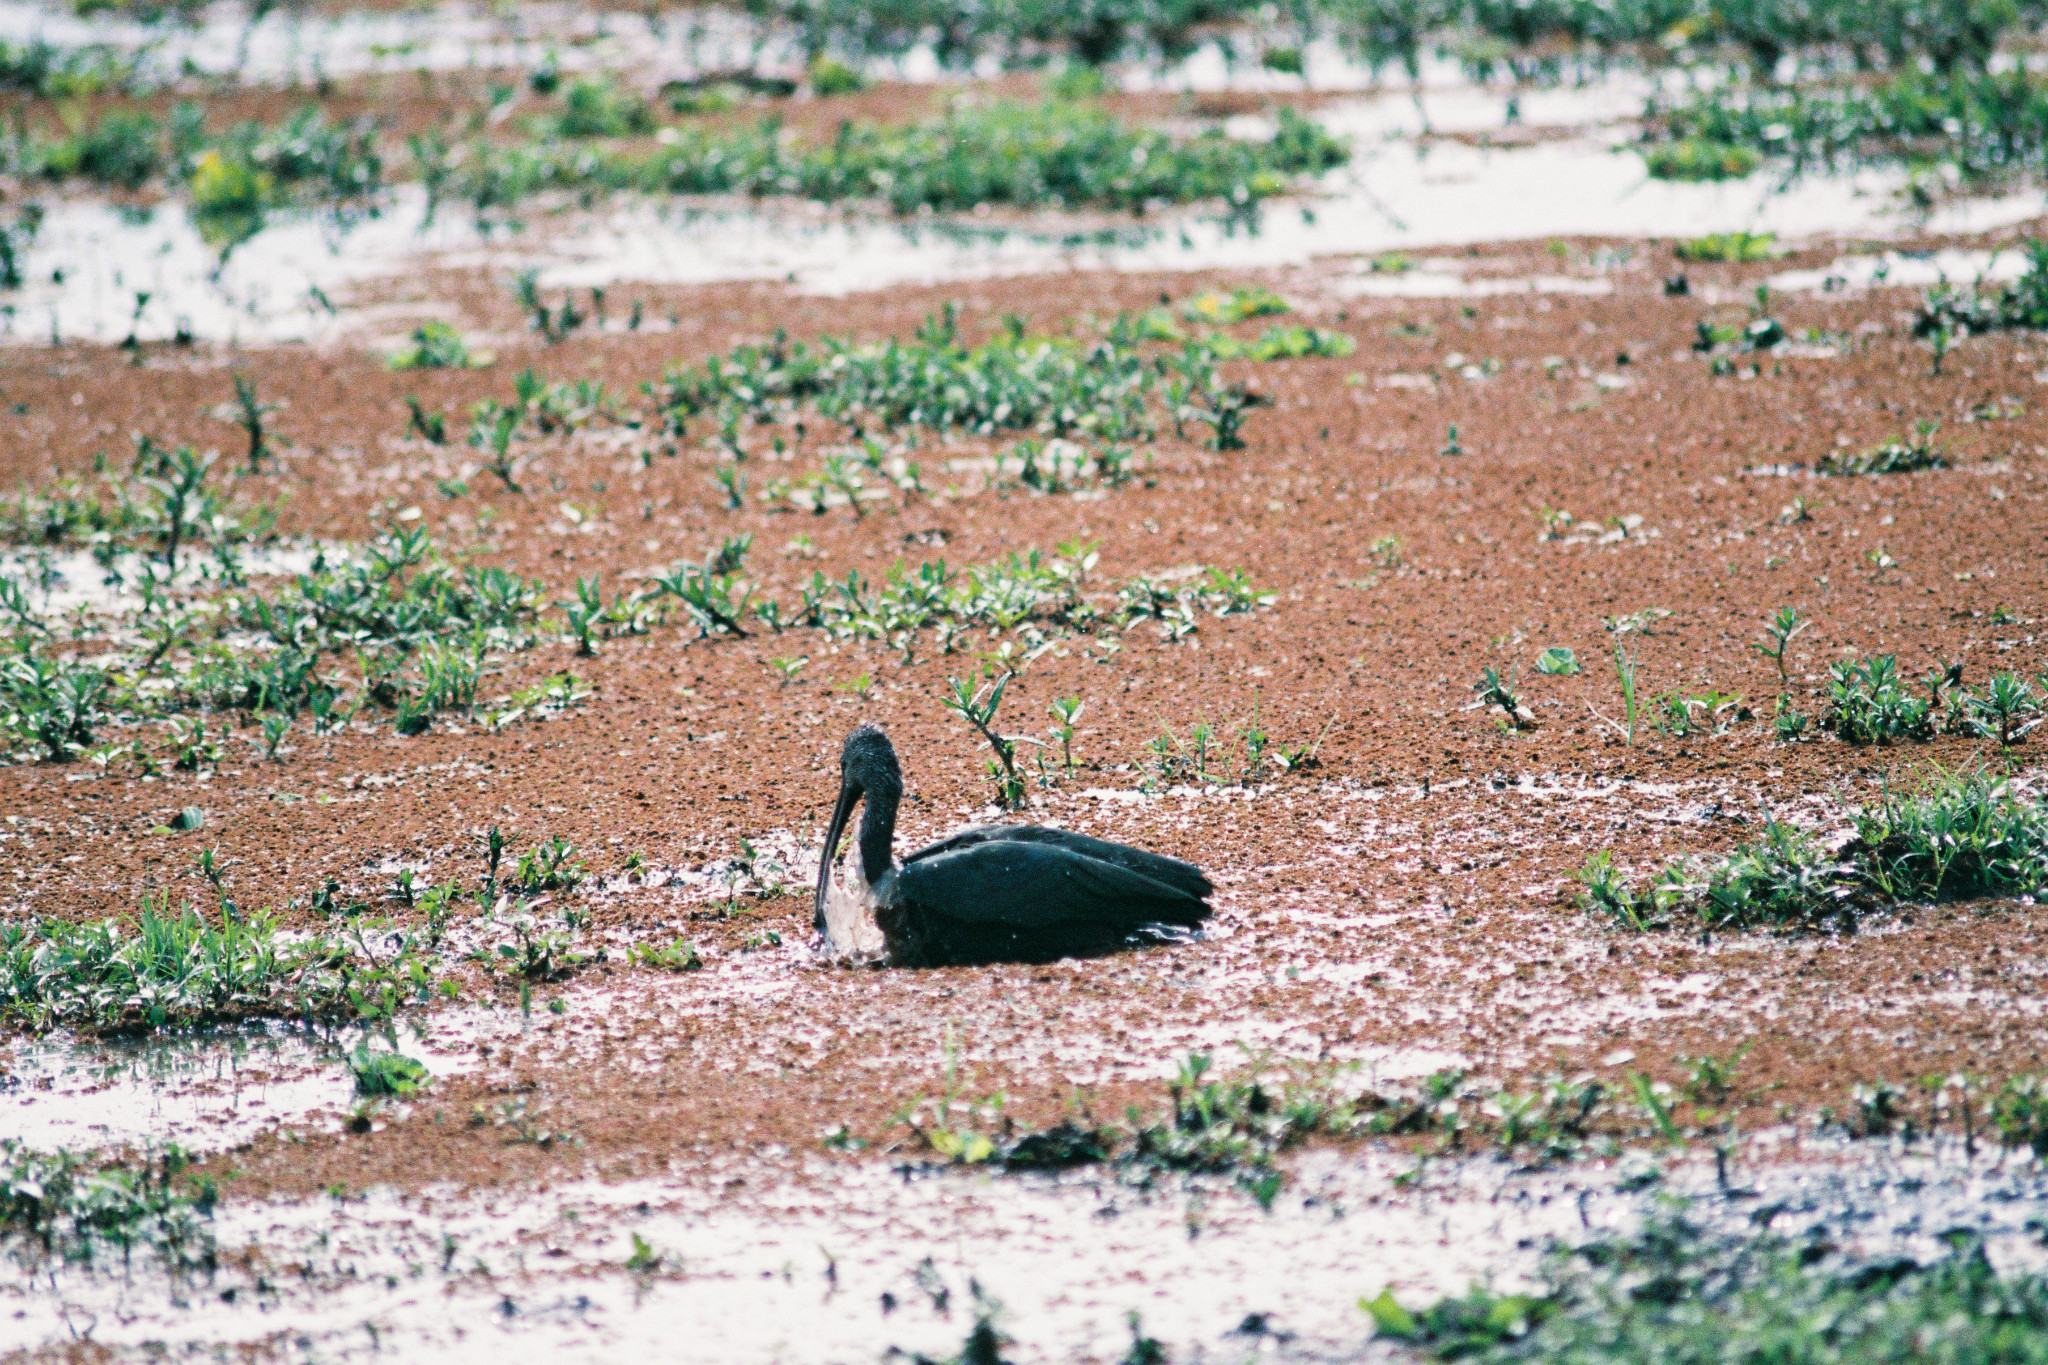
[1, 1140, 216, 1273]
[1578, 768, 2048, 934]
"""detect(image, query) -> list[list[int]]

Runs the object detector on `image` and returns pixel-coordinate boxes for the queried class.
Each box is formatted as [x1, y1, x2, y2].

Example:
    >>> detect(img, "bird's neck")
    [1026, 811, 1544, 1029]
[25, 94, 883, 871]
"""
[857, 788, 898, 887]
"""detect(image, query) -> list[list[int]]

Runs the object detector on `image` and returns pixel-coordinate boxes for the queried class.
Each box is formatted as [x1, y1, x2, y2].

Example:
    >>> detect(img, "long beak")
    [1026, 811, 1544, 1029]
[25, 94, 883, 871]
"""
[814, 779, 860, 931]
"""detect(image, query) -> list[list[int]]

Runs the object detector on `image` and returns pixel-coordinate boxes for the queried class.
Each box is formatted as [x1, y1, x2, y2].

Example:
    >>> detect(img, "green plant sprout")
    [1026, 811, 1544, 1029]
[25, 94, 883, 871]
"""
[944, 671, 1027, 809]
[230, 373, 277, 473]
[1754, 607, 1808, 681]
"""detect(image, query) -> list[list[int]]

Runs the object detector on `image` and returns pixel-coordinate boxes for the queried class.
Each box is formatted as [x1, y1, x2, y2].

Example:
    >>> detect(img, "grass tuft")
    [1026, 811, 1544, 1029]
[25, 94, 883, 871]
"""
[1579, 768, 2048, 934]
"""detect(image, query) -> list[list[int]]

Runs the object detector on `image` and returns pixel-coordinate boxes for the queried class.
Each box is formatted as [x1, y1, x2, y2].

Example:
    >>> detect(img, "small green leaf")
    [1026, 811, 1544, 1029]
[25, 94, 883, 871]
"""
[1361, 1289, 1417, 1338]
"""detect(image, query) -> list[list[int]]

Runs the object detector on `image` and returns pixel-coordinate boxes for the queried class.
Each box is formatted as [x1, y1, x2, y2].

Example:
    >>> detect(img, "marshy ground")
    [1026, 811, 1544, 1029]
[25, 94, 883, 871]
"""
[5, 1, 2048, 1360]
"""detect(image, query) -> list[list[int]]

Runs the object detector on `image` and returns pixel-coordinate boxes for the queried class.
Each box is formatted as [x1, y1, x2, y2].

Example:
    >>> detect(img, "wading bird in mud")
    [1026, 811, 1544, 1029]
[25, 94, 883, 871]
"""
[814, 723, 1212, 966]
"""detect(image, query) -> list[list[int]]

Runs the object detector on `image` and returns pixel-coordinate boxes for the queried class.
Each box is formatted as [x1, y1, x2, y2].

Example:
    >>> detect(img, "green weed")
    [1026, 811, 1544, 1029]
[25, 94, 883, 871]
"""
[387, 321, 485, 371]
[1382, 1207, 2048, 1360]
[1674, 231, 1778, 262]
[1754, 607, 1808, 681]
[0, 896, 444, 1033]
[1817, 420, 1950, 476]
[1582, 768, 2048, 935]
[348, 1037, 429, 1097]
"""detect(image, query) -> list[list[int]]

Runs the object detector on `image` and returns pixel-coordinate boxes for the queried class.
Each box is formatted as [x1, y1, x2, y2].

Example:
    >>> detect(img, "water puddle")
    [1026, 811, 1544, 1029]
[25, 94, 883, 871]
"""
[1, 1008, 519, 1154]
[1768, 245, 2037, 295]
[0, 542, 340, 620]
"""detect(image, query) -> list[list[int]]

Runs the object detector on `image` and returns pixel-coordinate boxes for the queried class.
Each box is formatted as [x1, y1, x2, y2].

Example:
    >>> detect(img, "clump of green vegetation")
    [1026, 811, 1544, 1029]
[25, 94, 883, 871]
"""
[27, 104, 382, 237]
[1374, 1213, 2048, 1362]
[551, 77, 657, 139]
[0, 646, 110, 762]
[1142, 707, 1321, 789]
[893, 1049, 1641, 1207]
[1920, 238, 2048, 336]
[512, 835, 586, 893]
[460, 101, 1347, 217]
[1181, 287, 1290, 325]
[1579, 767, 2048, 934]
[1674, 231, 1778, 262]
[1210, 324, 1357, 361]
[652, 301, 1325, 460]
[1653, 68, 2048, 189]
[895, 1051, 1352, 1208]
[1816, 420, 1950, 476]
[627, 938, 702, 971]
[348, 1037, 429, 1096]
[1642, 138, 1759, 181]
[1, 434, 276, 564]
[472, 902, 601, 982]
[1824, 654, 1933, 743]
[0, 896, 447, 1033]
[0, 1140, 216, 1273]
[0, 38, 139, 99]
[387, 321, 488, 371]
[807, 57, 865, 97]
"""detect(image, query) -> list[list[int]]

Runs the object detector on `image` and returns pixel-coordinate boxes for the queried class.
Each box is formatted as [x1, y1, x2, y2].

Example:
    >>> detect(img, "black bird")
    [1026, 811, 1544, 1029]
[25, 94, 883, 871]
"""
[813, 723, 1212, 966]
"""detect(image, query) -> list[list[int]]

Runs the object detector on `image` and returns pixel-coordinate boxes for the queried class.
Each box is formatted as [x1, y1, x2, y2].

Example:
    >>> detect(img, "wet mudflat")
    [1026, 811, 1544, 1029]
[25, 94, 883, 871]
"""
[4, 2, 2048, 1358]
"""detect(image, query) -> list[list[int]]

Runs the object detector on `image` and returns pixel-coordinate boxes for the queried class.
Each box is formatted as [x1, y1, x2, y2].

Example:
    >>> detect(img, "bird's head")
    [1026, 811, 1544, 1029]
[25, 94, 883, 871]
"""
[815, 723, 903, 929]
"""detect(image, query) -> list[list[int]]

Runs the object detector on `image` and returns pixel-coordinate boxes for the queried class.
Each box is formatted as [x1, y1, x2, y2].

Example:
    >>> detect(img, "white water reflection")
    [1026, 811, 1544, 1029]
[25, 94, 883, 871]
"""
[0, 543, 342, 618]
[1, 1011, 505, 1153]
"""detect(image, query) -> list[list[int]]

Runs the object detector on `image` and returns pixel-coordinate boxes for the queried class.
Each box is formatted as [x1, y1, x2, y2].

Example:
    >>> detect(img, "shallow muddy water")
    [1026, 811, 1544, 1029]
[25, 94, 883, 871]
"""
[2, 1008, 516, 1153]
[14, 86, 2042, 345]
[2, 1138, 2043, 1362]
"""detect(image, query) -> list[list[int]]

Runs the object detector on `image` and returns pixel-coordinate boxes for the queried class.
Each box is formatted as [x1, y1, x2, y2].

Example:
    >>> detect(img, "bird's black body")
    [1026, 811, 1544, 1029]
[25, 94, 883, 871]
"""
[815, 724, 1211, 967]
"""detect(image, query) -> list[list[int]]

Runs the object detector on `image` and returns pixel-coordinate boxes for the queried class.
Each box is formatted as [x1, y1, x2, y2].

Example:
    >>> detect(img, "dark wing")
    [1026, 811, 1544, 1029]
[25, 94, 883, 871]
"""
[888, 838, 1210, 966]
[904, 824, 1213, 903]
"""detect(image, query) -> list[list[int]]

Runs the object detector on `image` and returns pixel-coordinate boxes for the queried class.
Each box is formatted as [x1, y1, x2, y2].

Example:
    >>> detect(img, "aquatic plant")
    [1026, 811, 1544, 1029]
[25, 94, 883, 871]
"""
[348, 1037, 429, 1096]
[387, 321, 485, 371]
[1674, 231, 1778, 262]
[1651, 67, 2048, 186]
